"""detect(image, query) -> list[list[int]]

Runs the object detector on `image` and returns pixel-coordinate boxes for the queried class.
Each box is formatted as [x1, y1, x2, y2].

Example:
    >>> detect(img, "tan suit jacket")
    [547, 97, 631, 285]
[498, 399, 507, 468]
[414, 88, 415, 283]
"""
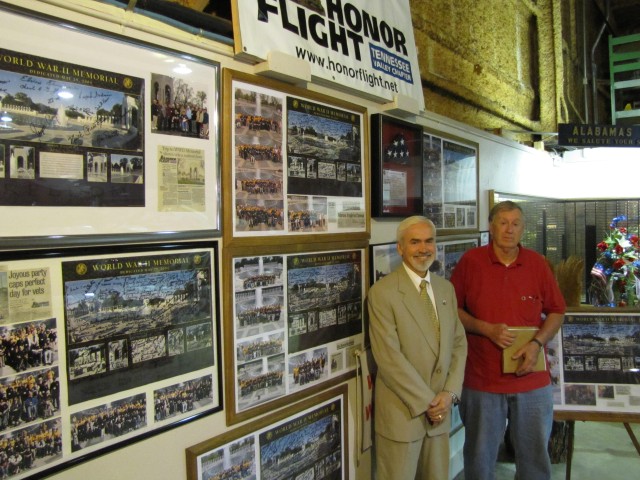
[368, 265, 467, 443]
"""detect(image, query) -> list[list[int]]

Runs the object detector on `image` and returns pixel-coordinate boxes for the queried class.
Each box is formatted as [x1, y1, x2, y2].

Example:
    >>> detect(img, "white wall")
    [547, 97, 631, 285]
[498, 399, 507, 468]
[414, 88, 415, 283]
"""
[4, 1, 637, 480]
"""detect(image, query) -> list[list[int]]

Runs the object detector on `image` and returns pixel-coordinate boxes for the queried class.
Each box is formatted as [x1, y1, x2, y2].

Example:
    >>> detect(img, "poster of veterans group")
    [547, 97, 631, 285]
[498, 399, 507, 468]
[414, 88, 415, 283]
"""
[0, 243, 221, 479]
[0, 10, 220, 240]
[551, 312, 640, 414]
[231, 75, 367, 238]
[229, 248, 364, 420]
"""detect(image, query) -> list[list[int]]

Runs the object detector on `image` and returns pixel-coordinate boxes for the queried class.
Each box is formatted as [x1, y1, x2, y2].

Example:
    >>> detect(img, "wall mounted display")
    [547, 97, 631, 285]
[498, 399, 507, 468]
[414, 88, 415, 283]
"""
[223, 69, 368, 245]
[370, 114, 423, 217]
[0, 7, 221, 248]
[423, 129, 478, 232]
[187, 384, 348, 480]
[0, 242, 222, 479]
[224, 242, 365, 424]
[370, 237, 479, 284]
[551, 311, 640, 416]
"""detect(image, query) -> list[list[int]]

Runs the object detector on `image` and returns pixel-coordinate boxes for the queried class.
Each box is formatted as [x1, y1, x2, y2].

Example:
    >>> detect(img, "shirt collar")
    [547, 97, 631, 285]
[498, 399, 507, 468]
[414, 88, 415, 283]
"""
[402, 263, 432, 289]
[488, 241, 523, 266]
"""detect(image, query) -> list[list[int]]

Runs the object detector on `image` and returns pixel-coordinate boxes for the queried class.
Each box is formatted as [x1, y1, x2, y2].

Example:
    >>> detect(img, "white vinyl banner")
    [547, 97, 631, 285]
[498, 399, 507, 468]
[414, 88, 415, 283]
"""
[235, 0, 425, 109]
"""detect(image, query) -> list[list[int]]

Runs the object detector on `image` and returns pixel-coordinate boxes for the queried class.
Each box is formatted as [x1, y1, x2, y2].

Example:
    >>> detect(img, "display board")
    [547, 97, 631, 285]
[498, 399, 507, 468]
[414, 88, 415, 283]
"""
[222, 69, 368, 246]
[0, 242, 222, 479]
[223, 241, 366, 425]
[0, 7, 221, 248]
[551, 309, 640, 420]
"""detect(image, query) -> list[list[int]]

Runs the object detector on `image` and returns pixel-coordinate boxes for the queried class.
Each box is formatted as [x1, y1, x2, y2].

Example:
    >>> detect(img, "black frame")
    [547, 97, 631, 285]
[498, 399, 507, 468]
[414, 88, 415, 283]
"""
[370, 114, 424, 217]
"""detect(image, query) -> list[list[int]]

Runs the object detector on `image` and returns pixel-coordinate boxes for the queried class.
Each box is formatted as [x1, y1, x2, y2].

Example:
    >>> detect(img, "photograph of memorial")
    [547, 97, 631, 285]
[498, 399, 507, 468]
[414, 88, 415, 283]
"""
[555, 313, 640, 413]
[287, 97, 362, 198]
[62, 249, 216, 405]
[0, 48, 145, 207]
[188, 387, 346, 480]
[259, 396, 343, 480]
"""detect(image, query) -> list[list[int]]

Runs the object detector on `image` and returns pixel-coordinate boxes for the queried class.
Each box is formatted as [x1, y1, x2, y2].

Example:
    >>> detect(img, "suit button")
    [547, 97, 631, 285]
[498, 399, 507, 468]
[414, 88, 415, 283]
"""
[436, 368, 442, 374]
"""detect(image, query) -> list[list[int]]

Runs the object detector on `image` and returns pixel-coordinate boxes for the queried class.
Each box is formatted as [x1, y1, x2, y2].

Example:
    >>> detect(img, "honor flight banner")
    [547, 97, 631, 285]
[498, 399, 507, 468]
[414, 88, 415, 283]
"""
[232, 0, 425, 110]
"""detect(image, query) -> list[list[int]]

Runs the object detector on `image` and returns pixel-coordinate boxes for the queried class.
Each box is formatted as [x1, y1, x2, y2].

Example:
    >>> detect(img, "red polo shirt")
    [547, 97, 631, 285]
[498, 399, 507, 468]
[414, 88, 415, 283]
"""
[450, 243, 566, 393]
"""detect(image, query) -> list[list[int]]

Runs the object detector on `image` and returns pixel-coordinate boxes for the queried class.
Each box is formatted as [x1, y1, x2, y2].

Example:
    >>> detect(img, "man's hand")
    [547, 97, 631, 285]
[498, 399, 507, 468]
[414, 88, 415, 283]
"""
[488, 323, 516, 349]
[426, 391, 452, 425]
[513, 341, 542, 376]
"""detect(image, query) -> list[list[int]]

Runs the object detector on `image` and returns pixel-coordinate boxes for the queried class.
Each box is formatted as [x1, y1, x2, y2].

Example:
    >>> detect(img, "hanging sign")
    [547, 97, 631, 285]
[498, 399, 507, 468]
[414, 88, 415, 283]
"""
[558, 123, 640, 147]
[232, 0, 425, 110]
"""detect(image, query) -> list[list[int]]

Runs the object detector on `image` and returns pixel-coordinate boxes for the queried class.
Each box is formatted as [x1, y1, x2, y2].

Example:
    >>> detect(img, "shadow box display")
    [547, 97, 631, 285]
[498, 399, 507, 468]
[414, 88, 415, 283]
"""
[423, 128, 479, 233]
[0, 242, 222, 479]
[550, 310, 640, 417]
[370, 114, 423, 217]
[223, 241, 366, 424]
[223, 69, 368, 246]
[0, 7, 221, 249]
[187, 385, 348, 480]
[370, 236, 479, 284]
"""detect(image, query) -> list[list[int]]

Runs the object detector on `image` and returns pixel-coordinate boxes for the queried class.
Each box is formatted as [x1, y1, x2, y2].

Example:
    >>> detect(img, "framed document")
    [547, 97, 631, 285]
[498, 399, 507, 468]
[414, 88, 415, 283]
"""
[0, 7, 221, 248]
[371, 114, 423, 217]
[0, 242, 222, 478]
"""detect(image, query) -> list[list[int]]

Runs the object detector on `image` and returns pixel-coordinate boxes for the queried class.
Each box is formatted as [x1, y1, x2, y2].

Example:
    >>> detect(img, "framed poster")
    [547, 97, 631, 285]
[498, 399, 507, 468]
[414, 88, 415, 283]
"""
[224, 242, 366, 424]
[370, 114, 423, 217]
[552, 310, 640, 417]
[423, 128, 478, 233]
[187, 384, 348, 480]
[0, 242, 222, 479]
[0, 7, 221, 248]
[223, 69, 368, 245]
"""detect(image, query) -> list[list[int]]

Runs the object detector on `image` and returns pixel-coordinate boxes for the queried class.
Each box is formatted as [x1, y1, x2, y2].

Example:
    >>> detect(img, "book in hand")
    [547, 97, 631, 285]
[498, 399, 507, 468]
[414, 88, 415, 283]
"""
[502, 327, 547, 373]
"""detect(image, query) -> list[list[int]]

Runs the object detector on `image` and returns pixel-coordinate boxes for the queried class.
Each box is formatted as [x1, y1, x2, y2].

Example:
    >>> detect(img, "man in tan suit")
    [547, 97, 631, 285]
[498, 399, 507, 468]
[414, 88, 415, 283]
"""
[368, 216, 467, 479]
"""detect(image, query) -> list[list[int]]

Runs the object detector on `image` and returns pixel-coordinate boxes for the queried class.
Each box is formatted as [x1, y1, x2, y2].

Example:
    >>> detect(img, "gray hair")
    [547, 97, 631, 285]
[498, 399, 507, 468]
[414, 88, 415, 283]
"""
[488, 201, 523, 223]
[396, 215, 436, 243]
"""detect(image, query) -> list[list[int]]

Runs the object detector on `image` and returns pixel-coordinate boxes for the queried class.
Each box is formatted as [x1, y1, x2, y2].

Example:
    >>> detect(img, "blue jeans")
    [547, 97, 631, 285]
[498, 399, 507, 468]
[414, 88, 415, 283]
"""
[460, 385, 553, 480]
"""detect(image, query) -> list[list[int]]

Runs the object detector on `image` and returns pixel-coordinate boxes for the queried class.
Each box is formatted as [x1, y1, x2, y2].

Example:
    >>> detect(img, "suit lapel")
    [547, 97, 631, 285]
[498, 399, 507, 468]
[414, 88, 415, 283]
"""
[396, 268, 440, 354]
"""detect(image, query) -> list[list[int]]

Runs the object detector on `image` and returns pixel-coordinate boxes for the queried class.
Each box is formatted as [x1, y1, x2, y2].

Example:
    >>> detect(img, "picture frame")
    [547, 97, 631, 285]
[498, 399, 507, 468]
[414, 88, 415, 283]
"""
[223, 241, 366, 425]
[551, 310, 640, 419]
[223, 69, 369, 246]
[370, 114, 423, 217]
[0, 7, 221, 249]
[370, 236, 479, 284]
[423, 128, 479, 233]
[186, 384, 348, 480]
[433, 237, 480, 280]
[0, 241, 222, 478]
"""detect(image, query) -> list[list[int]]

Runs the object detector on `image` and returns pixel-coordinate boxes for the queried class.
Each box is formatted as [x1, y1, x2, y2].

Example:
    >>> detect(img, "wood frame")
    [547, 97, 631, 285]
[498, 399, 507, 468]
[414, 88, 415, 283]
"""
[551, 309, 640, 418]
[370, 114, 423, 217]
[0, 241, 222, 478]
[222, 69, 369, 247]
[223, 241, 367, 425]
[0, 6, 221, 249]
[186, 384, 349, 480]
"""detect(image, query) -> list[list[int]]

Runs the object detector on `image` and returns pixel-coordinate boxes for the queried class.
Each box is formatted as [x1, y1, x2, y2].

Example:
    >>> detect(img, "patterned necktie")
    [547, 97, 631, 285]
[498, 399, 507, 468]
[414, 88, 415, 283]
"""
[420, 279, 440, 344]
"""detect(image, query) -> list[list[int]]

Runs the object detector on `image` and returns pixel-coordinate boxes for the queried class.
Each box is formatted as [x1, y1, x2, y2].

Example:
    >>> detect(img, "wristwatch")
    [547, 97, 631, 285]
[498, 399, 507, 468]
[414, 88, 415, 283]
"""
[445, 390, 460, 405]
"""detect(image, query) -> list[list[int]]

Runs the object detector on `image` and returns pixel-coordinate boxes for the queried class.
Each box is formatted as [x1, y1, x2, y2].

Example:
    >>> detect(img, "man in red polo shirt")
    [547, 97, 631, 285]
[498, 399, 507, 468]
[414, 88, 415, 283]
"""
[450, 201, 565, 480]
